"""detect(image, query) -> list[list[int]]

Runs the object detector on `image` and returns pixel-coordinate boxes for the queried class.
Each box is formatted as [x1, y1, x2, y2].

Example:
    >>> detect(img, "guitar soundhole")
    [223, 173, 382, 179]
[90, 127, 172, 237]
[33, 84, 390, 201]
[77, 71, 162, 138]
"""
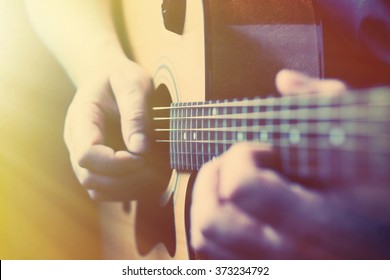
[135, 84, 177, 257]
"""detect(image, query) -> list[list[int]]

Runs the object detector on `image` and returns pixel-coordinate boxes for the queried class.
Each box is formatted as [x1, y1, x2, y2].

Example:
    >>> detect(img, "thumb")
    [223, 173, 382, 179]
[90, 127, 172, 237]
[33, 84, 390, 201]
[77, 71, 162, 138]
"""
[109, 62, 152, 154]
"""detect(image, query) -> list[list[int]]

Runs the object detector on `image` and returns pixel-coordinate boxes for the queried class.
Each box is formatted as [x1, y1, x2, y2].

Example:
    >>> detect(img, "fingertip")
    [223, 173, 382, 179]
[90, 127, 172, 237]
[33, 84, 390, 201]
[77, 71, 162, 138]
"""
[77, 149, 91, 169]
[128, 133, 148, 154]
[276, 69, 310, 95]
[224, 142, 274, 167]
[77, 144, 142, 175]
[320, 79, 347, 94]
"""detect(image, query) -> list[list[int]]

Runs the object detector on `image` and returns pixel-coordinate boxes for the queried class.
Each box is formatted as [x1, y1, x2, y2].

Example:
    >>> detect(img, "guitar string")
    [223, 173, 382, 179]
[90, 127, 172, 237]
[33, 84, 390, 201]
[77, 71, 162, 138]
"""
[150, 147, 389, 172]
[149, 148, 380, 157]
[151, 141, 389, 152]
[153, 124, 386, 135]
[153, 106, 389, 122]
[150, 93, 389, 168]
[152, 121, 388, 139]
[151, 126, 389, 154]
[149, 150, 389, 176]
[151, 92, 390, 111]
[153, 103, 390, 112]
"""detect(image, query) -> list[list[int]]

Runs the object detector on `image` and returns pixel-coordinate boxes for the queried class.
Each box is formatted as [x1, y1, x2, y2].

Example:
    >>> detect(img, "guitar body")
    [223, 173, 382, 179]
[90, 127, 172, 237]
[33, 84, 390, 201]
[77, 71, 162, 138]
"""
[100, 0, 322, 259]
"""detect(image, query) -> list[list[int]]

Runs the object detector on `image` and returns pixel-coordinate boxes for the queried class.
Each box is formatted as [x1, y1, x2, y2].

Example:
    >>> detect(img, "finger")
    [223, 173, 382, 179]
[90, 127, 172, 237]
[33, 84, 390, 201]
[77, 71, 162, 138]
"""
[276, 69, 347, 96]
[109, 62, 152, 154]
[191, 159, 224, 251]
[215, 143, 323, 227]
[191, 158, 276, 259]
[78, 144, 142, 175]
[216, 142, 274, 201]
[64, 99, 105, 161]
[87, 188, 140, 202]
[191, 152, 289, 259]
[232, 171, 323, 228]
[66, 99, 142, 176]
[75, 165, 156, 191]
[200, 203, 289, 259]
[194, 235, 251, 260]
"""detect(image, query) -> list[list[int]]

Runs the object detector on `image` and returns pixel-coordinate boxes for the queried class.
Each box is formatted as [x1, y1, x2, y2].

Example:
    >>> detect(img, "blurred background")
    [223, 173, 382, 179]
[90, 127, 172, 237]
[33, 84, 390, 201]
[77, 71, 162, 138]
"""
[0, 0, 101, 259]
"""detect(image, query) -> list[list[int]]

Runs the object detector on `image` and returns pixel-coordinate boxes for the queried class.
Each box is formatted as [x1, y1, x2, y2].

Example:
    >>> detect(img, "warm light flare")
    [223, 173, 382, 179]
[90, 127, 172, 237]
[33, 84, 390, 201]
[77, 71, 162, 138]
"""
[0, 0, 101, 259]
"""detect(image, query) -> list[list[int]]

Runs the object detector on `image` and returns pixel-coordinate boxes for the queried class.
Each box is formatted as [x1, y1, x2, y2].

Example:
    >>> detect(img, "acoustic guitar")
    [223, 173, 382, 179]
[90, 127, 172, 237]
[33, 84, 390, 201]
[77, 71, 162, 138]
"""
[98, 0, 390, 259]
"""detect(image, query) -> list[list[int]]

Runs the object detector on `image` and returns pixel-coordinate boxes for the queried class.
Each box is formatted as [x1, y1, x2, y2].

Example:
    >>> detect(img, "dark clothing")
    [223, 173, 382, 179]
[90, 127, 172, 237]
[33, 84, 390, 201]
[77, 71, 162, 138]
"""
[316, 0, 390, 87]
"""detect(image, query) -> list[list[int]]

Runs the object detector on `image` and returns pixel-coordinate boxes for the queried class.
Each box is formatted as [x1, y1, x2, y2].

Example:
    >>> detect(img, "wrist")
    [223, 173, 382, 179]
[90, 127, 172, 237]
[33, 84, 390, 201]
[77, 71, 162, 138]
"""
[72, 42, 130, 87]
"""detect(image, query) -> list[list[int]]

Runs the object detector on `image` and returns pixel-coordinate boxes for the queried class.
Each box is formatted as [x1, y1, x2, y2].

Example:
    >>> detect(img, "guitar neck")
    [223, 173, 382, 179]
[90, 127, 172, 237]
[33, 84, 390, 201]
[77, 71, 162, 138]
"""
[153, 87, 390, 183]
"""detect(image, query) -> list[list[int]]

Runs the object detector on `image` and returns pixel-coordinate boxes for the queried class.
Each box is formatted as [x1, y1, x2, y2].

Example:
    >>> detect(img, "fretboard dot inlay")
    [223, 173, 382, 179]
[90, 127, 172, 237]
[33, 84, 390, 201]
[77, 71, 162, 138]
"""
[260, 131, 268, 142]
[329, 127, 346, 147]
[164, 87, 390, 185]
[289, 128, 301, 144]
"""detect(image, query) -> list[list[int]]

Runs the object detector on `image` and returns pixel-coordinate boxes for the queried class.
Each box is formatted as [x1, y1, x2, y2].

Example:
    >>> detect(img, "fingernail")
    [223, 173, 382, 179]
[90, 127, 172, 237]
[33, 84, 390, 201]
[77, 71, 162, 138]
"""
[129, 133, 148, 154]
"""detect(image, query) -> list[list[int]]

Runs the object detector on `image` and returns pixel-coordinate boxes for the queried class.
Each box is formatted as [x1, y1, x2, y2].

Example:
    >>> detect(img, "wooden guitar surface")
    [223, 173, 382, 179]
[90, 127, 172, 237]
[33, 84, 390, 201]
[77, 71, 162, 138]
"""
[99, 0, 321, 259]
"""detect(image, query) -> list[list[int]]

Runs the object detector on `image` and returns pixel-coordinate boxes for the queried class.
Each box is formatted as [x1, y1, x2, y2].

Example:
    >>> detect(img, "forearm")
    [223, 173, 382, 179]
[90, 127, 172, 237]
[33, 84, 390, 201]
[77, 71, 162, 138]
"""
[25, 0, 126, 86]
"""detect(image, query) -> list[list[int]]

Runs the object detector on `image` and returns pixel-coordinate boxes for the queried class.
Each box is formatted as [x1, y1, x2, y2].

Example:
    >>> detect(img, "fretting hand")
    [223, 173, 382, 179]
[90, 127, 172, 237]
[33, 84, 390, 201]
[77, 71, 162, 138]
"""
[190, 70, 390, 259]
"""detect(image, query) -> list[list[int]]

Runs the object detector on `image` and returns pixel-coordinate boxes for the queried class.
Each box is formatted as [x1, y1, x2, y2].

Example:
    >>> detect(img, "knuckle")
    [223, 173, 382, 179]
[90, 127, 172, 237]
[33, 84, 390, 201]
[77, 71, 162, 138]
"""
[227, 142, 256, 160]
[110, 63, 152, 97]
[125, 108, 146, 123]
[260, 169, 285, 187]
[197, 160, 215, 178]
[193, 214, 218, 244]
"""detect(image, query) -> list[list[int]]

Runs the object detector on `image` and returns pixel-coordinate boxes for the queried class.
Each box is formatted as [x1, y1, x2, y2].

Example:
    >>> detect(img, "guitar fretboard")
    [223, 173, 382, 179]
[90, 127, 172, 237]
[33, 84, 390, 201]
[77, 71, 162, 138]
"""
[153, 87, 390, 183]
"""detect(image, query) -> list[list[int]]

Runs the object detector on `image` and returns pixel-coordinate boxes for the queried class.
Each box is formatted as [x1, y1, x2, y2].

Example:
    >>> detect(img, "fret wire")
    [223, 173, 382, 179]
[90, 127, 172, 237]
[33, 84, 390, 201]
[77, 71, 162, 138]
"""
[281, 95, 291, 175]
[170, 104, 173, 169]
[207, 107, 211, 161]
[201, 105, 205, 166]
[189, 102, 193, 169]
[233, 99, 238, 144]
[252, 97, 258, 142]
[197, 102, 200, 168]
[191, 103, 195, 169]
[169, 103, 174, 169]
[184, 104, 188, 170]
[177, 104, 181, 170]
[339, 99, 348, 178]
[180, 106, 184, 170]
[174, 104, 179, 170]
[215, 101, 219, 158]
[318, 94, 331, 178]
[243, 98, 248, 141]
[223, 103, 227, 154]
[190, 103, 193, 170]
[298, 96, 309, 177]
[266, 96, 273, 153]
[369, 97, 386, 181]
[188, 103, 192, 170]
[346, 97, 358, 178]
[340, 97, 352, 178]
